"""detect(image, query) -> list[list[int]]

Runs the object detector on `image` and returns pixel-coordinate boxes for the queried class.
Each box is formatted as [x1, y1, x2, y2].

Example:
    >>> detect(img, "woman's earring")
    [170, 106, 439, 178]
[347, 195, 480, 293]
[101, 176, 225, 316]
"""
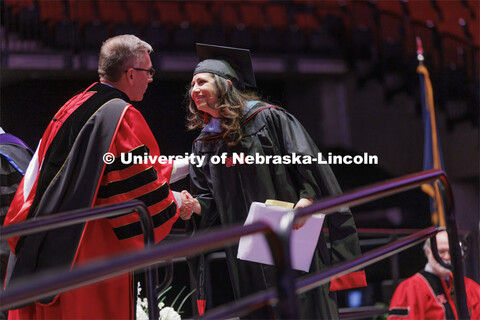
[203, 112, 209, 124]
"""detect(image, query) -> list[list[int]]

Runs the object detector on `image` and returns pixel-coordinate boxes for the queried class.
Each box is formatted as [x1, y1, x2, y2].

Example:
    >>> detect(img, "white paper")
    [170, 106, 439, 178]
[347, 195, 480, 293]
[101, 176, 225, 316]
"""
[237, 202, 325, 272]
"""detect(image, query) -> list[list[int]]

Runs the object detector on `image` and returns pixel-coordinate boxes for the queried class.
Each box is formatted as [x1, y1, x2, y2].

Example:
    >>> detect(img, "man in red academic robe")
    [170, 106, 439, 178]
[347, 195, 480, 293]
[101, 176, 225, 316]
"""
[4, 35, 186, 319]
[388, 230, 480, 319]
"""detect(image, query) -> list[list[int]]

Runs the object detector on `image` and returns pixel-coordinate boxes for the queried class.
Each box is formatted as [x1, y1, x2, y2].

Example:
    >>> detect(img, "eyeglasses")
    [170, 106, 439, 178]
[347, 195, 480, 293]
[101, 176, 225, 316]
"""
[126, 67, 156, 78]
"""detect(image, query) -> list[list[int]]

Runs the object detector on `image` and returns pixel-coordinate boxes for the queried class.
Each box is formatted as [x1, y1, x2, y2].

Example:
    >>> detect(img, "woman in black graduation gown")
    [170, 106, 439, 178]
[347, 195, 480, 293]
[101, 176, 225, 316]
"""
[181, 43, 366, 319]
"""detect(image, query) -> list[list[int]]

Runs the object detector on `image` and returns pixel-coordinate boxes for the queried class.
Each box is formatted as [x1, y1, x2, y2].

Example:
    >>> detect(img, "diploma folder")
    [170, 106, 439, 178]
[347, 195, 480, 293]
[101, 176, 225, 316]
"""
[237, 201, 325, 272]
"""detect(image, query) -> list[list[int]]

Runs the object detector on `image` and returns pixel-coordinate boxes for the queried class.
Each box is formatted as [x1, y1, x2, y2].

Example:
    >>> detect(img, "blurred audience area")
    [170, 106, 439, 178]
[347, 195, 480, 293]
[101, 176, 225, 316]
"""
[1, 0, 479, 129]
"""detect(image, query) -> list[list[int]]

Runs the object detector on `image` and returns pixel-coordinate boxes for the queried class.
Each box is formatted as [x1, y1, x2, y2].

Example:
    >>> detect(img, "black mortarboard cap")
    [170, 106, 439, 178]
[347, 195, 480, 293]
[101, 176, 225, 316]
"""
[194, 43, 256, 89]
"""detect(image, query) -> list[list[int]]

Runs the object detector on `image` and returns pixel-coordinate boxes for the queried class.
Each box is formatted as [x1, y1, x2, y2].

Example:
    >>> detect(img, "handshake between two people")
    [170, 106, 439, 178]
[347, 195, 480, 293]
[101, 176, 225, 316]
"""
[177, 191, 312, 230]
[178, 190, 201, 220]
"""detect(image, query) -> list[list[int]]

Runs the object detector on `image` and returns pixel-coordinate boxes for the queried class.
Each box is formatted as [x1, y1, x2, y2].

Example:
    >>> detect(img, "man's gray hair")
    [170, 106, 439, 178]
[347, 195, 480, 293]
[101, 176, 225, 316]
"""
[423, 236, 432, 254]
[98, 34, 153, 82]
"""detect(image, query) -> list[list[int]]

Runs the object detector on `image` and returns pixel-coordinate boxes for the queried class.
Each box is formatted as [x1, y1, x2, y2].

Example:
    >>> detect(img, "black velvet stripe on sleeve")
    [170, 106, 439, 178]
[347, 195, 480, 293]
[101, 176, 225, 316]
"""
[103, 145, 150, 174]
[113, 201, 177, 240]
[106, 183, 170, 220]
[151, 201, 177, 228]
[136, 182, 170, 207]
[97, 167, 158, 199]
[388, 308, 409, 316]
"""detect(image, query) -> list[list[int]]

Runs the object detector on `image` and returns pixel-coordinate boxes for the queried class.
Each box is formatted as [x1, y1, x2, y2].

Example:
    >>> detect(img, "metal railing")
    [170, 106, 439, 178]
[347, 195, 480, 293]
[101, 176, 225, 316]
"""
[0, 212, 292, 318]
[201, 169, 467, 319]
[0, 200, 162, 319]
[280, 168, 467, 319]
[0, 169, 468, 319]
[200, 226, 439, 319]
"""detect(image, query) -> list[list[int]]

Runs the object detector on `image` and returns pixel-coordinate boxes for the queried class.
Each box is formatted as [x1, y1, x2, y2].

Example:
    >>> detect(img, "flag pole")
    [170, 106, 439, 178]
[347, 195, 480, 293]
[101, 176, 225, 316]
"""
[416, 38, 469, 320]
[417, 37, 446, 227]
[416, 36, 424, 66]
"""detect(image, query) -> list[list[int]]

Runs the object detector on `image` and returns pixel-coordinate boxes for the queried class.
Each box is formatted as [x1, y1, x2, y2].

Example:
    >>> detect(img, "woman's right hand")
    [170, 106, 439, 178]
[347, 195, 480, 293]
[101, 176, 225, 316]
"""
[178, 191, 193, 220]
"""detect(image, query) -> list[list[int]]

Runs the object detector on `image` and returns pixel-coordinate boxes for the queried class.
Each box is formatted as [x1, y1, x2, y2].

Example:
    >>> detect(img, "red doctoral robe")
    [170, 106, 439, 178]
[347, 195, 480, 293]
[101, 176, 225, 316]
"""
[388, 270, 480, 319]
[4, 82, 179, 319]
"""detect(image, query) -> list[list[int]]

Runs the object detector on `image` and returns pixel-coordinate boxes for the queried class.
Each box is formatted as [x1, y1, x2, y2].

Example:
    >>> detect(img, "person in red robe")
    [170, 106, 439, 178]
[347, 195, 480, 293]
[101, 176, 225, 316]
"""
[3, 34, 188, 319]
[388, 230, 480, 319]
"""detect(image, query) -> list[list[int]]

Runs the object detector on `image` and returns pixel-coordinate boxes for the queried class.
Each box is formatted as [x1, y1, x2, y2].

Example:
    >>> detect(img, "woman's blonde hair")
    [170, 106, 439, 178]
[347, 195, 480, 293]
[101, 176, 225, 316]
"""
[186, 74, 260, 146]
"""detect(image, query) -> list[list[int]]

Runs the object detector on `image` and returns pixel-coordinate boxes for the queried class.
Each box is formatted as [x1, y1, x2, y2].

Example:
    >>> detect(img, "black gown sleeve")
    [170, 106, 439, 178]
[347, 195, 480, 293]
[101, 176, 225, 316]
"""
[187, 144, 223, 312]
[189, 145, 219, 230]
[269, 108, 362, 263]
